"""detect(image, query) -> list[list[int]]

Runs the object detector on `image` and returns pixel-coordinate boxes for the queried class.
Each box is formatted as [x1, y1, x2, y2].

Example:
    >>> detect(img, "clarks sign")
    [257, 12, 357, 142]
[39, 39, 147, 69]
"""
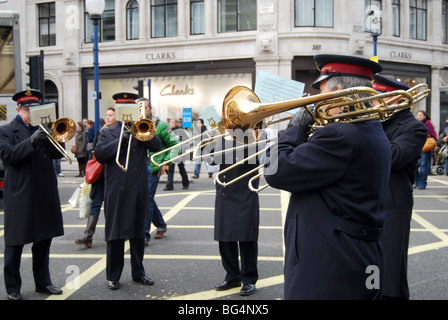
[146, 52, 176, 61]
[160, 84, 195, 96]
[389, 50, 412, 60]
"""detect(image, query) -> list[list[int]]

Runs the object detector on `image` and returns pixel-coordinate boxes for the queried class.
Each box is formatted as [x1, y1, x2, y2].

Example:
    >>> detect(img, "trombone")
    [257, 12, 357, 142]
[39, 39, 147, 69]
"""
[206, 85, 417, 192]
[247, 84, 430, 193]
[116, 101, 157, 172]
[39, 117, 76, 164]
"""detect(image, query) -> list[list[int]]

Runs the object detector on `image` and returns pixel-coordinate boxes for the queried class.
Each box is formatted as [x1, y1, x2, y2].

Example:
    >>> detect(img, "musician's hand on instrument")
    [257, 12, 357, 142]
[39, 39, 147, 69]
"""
[122, 130, 131, 142]
[288, 106, 315, 133]
[30, 127, 47, 147]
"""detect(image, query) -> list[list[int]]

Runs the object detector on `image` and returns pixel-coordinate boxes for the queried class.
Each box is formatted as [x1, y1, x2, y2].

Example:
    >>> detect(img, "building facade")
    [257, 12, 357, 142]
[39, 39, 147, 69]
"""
[1, 0, 448, 131]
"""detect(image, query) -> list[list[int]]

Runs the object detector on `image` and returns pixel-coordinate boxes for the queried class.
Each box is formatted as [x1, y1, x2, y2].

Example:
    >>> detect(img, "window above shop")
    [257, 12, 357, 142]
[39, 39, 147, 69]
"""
[392, 0, 400, 37]
[364, 0, 382, 35]
[151, 0, 178, 38]
[191, 0, 205, 35]
[410, 0, 427, 41]
[218, 0, 257, 33]
[443, 0, 448, 44]
[85, 0, 115, 43]
[127, 0, 139, 40]
[295, 0, 333, 28]
[38, 2, 56, 47]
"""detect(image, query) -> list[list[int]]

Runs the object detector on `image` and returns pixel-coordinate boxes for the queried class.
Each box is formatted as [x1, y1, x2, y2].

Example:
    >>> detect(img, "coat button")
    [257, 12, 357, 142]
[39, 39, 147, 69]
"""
[360, 228, 368, 236]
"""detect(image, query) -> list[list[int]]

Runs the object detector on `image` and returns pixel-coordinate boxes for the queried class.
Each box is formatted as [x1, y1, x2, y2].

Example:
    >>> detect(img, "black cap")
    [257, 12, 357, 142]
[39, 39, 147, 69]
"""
[312, 54, 383, 89]
[112, 92, 139, 104]
[12, 89, 42, 106]
[373, 74, 409, 92]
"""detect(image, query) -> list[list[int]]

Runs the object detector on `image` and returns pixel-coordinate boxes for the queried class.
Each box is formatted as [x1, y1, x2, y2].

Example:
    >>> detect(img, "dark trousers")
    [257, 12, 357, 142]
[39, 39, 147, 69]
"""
[218, 241, 258, 285]
[165, 162, 189, 189]
[106, 238, 146, 281]
[4, 239, 52, 294]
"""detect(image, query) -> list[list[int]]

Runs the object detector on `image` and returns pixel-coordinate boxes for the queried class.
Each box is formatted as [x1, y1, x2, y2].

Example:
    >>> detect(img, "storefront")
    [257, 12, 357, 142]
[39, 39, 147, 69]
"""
[81, 59, 256, 127]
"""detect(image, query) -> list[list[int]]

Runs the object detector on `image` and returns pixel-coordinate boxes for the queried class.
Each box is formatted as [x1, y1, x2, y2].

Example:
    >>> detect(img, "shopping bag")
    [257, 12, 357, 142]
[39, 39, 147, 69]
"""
[85, 155, 104, 184]
[78, 181, 92, 218]
[422, 135, 437, 152]
[68, 186, 80, 208]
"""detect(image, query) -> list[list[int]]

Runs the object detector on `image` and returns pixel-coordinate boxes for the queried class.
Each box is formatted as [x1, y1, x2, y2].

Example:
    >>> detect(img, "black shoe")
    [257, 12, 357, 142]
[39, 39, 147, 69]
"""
[182, 186, 189, 190]
[215, 280, 241, 291]
[163, 188, 173, 191]
[240, 284, 255, 296]
[7, 292, 22, 300]
[35, 285, 63, 295]
[108, 280, 120, 290]
[133, 275, 154, 285]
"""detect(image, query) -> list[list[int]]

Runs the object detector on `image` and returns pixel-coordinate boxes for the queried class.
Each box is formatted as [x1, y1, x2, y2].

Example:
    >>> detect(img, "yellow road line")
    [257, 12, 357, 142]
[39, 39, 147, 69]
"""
[166, 275, 284, 300]
[409, 212, 448, 255]
[46, 191, 203, 300]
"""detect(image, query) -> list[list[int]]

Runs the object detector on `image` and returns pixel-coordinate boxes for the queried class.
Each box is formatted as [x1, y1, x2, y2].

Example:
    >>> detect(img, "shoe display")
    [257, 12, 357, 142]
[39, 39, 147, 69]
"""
[215, 280, 241, 291]
[240, 284, 255, 296]
[35, 285, 63, 295]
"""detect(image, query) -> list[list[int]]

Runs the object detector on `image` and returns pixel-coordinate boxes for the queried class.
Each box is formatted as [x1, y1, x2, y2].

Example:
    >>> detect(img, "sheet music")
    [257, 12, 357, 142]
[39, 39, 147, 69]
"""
[200, 105, 223, 131]
[30, 103, 57, 127]
[254, 71, 305, 114]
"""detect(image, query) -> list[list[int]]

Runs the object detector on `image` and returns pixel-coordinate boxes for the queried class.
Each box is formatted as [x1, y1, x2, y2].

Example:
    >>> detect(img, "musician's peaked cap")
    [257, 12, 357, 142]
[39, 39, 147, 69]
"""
[312, 54, 383, 89]
[12, 89, 42, 106]
[112, 92, 139, 104]
[373, 74, 409, 92]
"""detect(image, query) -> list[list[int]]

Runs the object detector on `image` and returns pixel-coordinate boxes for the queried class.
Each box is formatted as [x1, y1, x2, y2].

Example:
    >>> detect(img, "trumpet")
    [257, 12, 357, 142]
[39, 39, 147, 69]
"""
[116, 101, 157, 172]
[39, 117, 76, 164]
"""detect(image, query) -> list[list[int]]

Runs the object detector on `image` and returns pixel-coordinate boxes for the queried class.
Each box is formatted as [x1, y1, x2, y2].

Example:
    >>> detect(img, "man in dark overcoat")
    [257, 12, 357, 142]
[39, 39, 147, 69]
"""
[0, 90, 64, 300]
[373, 75, 428, 299]
[212, 135, 260, 296]
[94, 94, 162, 290]
[265, 55, 391, 299]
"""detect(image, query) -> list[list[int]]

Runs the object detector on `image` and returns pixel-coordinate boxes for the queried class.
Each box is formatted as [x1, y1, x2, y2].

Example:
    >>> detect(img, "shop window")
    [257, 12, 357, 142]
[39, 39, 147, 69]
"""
[38, 2, 56, 47]
[191, 0, 205, 35]
[410, 0, 427, 41]
[151, 0, 178, 38]
[443, 0, 448, 44]
[364, 0, 382, 35]
[85, 0, 116, 43]
[392, 0, 400, 37]
[218, 0, 257, 33]
[127, 0, 139, 40]
[295, 0, 333, 28]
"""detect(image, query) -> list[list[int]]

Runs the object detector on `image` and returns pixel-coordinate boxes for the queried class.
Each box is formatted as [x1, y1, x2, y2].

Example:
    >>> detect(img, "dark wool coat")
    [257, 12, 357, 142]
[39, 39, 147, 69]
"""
[381, 109, 428, 298]
[94, 122, 161, 241]
[265, 121, 391, 300]
[0, 117, 64, 246]
[212, 138, 260, 242]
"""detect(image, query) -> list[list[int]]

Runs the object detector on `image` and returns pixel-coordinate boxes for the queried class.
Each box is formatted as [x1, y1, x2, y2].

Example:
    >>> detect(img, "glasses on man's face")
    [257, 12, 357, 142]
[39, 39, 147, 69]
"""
[19, 107, 30, 113]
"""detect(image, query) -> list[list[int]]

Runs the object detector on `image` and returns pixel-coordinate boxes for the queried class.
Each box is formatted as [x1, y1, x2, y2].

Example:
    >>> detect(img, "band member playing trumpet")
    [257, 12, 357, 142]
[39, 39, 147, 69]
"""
[264, 54, 391, 299]
[373, 75, 428, 300]
[0, 90, 64, 300]
[94, 93, 162, 290]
